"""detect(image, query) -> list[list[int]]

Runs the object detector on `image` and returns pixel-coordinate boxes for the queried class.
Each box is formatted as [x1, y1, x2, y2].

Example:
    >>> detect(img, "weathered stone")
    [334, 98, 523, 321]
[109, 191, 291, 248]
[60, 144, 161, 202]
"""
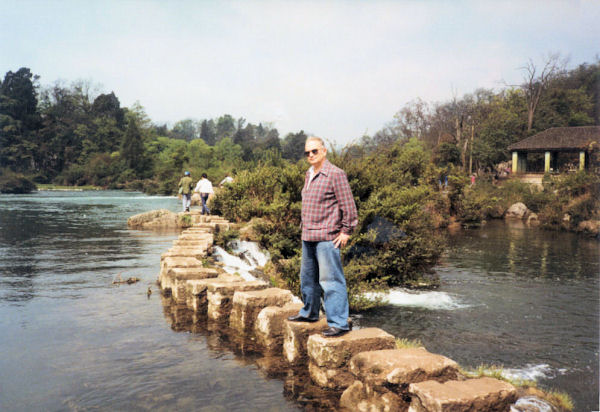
[340, 380, 404, 412]
[161, 247, 208, 260]
[505, 202, 529, 219]
[170, 268, 219, 304]
[229, 288, 294, 335]
[308, 328, 396, 369]
[158, 257, 204, 291]
[128, 209, 178, 228]
[307, 328, 396, 389]
[283, 318, 330, 365]
[207, 280, 268, 322]
[577, 219, 600, 236]
[510, 395, 559, 412]
[349, 348, 460, 387]
[185, 274, 243, 314]
[408, 377, 517, 412]
[526, 212, 539, 226]
[255, 302, 304, 352]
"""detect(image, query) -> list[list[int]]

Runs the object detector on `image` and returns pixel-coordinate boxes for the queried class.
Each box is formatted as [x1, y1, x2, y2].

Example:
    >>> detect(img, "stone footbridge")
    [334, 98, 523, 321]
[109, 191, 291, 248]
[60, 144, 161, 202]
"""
[156, 214, 524, 411]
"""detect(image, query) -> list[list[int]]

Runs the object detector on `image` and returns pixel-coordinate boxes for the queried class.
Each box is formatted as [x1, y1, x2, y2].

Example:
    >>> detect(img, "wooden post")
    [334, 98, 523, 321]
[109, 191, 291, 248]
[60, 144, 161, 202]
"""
[544, 151, 551, 173]
[579, 151, 586, 170]
[512, 152, 518, 173]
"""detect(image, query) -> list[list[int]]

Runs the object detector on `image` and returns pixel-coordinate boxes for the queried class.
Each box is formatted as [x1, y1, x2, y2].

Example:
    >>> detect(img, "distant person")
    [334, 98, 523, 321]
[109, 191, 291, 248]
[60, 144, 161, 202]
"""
[444, 175, 448, 190]
[194, 173, 214, 215]
[219, 173, 234, 187]
[178, 171, 194, 212]
[287, 136, 358, 338]
[470, 174, 476, 186]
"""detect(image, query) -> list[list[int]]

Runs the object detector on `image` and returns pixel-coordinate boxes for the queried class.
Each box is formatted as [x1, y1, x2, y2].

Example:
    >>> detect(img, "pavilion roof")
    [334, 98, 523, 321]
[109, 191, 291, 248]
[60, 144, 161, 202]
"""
[508, 126, 600, 152]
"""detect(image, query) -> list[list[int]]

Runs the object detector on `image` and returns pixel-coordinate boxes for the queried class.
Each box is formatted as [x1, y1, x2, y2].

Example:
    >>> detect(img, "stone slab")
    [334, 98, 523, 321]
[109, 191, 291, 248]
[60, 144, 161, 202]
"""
[185, 274, 243, 314]
[349, 348, 460, 386]
[307, 328, 396, 369]
[283, 318, 330, 365]
[255, 302, 304, 353]
[207, 280, 269, 322]
[408, 377, 518, 412]
[170, 268, 220, 304]
[158, 256, 204, 291]
[340, 380, 404, 412]
[229, 288, 294, 335]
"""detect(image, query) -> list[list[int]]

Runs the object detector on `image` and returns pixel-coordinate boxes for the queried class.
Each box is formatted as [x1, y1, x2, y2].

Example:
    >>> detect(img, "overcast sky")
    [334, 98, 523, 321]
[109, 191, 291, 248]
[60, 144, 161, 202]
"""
[1, 0, 598, 145]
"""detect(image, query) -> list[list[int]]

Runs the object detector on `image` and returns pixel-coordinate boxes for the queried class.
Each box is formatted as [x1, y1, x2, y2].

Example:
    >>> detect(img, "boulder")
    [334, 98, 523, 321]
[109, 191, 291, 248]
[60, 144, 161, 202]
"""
[505, 202, 529, 220]
[255, 302, 304, 353]
[526, 212, 540, 226]
[283, 317, 330, 365]
[408, 377, 517, 412]
[229, 288, 294, 335]
[128, 209, 179, 229]
[207, 280, 269, 322]
[577, 220, 600, 237]
[349, 348, 460, 387]
[307, 328, 396, 389]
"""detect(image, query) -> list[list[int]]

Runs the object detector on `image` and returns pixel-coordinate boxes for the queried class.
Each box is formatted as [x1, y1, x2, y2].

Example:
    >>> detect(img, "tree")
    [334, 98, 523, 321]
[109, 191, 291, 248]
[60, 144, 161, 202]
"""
[171, 118, 198, 142]
[199, 119, 216, 145]
[520, 53, 568, 133]
[121, 117, 145, 172]
[216, 114, 236, 141]
[281, 131, 307, 161]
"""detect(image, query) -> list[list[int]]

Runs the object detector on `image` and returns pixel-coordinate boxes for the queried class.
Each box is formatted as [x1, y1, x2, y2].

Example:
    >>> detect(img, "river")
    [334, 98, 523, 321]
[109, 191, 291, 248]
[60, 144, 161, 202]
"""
[0, 191, 597, 411]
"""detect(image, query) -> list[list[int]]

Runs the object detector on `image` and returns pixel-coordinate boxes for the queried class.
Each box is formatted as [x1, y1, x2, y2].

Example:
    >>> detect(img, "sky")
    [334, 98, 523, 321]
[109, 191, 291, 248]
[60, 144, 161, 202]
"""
[1, 0, 598, 145]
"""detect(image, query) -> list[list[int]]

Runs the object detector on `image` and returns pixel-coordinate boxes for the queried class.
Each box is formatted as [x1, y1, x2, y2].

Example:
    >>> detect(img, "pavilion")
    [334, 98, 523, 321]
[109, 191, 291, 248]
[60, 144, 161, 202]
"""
[508, 126, 599, 174]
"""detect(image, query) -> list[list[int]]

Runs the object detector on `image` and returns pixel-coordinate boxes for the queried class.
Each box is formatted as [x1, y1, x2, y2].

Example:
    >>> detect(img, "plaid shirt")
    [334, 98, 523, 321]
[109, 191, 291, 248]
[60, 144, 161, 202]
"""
[301, 159, 358, 241]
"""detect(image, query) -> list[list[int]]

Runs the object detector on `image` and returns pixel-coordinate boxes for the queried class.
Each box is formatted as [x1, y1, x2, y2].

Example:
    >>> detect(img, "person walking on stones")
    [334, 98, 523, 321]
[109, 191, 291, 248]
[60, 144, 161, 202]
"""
[194, 173, 214, 215]
[288, 136, 358, 338]
[178, 171, 194, 212]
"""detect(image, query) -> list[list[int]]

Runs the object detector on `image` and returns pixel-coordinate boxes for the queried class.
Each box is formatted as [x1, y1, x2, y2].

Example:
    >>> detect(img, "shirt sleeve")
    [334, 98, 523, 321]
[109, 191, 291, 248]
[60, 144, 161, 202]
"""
[332, 170, 358, 235]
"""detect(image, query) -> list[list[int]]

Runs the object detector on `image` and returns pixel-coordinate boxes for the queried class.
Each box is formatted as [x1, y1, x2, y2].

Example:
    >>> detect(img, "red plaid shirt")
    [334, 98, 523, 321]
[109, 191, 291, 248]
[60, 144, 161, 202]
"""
[301, 159, 358, 241]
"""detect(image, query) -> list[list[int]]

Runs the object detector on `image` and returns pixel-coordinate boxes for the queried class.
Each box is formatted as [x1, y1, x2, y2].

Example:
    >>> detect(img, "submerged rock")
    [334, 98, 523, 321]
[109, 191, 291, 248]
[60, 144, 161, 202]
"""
[505, 202, 530, 220]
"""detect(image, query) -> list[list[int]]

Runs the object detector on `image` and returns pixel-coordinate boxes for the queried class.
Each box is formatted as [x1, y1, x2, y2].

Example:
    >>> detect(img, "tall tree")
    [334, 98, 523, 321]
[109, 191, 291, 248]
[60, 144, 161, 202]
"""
[121, 117, 144, 172]
[199, 119, 216, 145]
[520, 53, 567, 132]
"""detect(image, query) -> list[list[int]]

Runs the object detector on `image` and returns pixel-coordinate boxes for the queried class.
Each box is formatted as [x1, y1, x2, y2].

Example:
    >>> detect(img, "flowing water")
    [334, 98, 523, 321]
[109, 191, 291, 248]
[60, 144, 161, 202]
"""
[0, 191, 598, 411]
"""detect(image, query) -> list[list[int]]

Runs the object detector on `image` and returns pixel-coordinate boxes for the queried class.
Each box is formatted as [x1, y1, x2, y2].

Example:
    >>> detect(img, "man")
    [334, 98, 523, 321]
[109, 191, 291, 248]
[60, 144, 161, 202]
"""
[194, 173, 214, 215]
[288, 136, 358, 337]
[178, 171, 194, 212]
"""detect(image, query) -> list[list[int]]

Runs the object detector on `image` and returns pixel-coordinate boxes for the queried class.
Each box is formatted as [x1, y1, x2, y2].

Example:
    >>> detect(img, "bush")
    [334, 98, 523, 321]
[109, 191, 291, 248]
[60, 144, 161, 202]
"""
[0, 169, 37, 193]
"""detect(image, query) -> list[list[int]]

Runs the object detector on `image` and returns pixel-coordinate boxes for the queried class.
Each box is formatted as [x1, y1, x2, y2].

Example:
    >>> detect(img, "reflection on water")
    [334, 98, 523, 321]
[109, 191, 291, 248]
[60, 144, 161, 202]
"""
[1, 192, 598, 411]
[0, 191, 299, 411]
[357, 220, 599, 411]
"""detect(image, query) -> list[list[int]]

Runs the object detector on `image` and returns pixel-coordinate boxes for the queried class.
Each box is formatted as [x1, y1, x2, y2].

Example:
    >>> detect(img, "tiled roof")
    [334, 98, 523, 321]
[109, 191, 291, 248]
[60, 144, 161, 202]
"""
[508, 126, 600, 151]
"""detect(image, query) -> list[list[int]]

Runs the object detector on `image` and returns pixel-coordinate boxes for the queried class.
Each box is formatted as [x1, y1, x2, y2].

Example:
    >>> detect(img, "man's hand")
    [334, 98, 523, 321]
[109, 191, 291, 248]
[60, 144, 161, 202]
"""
[332, 232, 350, 249]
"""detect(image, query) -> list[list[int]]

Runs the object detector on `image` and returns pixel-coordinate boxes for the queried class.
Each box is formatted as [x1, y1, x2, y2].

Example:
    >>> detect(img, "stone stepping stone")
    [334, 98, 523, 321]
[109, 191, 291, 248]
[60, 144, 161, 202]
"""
[349, 348, 460, 387]
[229, 288, 294, 335]
[283, 317, 330, 365]
[158, 256, 204, 290]
[255, 302, 303, 353]
[207, 280, 268, 322]
[184, 274, 242, 314]
[169, 267, 219, 304]
[307, 328, 396, 389]
[408, 377, 517, 412]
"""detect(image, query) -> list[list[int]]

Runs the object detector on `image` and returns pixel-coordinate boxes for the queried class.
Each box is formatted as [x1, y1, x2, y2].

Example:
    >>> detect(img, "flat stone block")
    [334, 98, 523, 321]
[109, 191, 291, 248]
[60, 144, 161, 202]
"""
[283, 318, 330, 365]
[158, 256, 204, 291]
[255, 302, 303, 353]
[170, 268, 219, 304]
[308, 361, 356, 390]
[185, 274, 242, 314]
[308, 328, 396, 369]
[229, 288, 294, 335]
[349, 348, 460, 387]
[340, 380, 404, 412]
[179, 233, 214, 241]
[207, 280, 268, 322]
[408, 377, 517, 412]
[161, 247, 208, 260]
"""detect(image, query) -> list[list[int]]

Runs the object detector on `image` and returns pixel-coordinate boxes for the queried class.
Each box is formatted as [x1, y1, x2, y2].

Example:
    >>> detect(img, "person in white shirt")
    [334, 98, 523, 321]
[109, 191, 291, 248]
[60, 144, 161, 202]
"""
[194, 173, 214, 215]
[219, 174, 234, 187]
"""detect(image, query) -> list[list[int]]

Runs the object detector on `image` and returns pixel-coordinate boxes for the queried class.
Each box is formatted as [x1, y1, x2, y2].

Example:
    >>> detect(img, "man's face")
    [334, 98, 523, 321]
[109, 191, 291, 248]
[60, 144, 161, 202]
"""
[304, 140, 326, 167]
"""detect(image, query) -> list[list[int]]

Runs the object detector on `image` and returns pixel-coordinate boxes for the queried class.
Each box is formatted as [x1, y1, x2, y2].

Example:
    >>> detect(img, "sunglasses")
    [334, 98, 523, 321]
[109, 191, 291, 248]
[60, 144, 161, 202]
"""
[304, 148, 320, 157]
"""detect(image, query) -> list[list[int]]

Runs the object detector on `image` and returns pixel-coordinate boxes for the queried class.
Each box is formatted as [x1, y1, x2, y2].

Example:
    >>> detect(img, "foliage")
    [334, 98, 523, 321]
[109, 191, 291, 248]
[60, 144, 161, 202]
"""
[0, 169, 37, 193]
[214, 228, 240, 252]
[395, 337, 424, 349]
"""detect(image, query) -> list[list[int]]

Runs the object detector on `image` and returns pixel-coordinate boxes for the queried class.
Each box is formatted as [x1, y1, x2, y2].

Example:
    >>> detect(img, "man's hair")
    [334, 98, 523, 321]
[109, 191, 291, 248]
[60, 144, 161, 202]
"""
[306, 135, 325, 148]
[201, 173, 208, 178]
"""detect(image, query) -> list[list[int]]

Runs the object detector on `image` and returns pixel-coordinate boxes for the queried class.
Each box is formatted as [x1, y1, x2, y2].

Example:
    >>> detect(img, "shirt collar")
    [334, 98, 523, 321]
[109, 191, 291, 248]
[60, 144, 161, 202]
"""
[312, 159, 332, 177]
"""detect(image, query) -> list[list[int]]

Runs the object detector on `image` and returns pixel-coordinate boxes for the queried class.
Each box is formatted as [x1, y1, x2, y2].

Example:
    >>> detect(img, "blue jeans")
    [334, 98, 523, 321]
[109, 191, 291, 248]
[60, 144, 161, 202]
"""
[298, 240, 350, 330]
[201, 194, 210, 215]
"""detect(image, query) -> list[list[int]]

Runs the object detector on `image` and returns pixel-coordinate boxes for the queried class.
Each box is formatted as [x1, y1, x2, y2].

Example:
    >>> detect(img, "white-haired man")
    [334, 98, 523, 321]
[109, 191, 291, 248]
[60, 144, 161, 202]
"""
[288, 136, 358, 337]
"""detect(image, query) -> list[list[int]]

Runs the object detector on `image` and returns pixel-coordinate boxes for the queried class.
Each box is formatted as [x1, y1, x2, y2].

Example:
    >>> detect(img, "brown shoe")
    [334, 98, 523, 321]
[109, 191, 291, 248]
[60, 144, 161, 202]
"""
[287, 314, 319, 322]
[322, 327, 349, 337]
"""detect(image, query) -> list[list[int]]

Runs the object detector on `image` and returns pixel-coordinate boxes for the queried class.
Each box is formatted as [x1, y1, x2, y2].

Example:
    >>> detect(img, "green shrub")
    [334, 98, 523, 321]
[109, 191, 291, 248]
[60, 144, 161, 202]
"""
[0, 169, 37, 193]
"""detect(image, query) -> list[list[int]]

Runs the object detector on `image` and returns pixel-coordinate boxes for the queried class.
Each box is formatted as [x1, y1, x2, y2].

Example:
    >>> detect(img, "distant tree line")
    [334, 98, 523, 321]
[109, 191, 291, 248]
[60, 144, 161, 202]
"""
[1, 56, 598, 194]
